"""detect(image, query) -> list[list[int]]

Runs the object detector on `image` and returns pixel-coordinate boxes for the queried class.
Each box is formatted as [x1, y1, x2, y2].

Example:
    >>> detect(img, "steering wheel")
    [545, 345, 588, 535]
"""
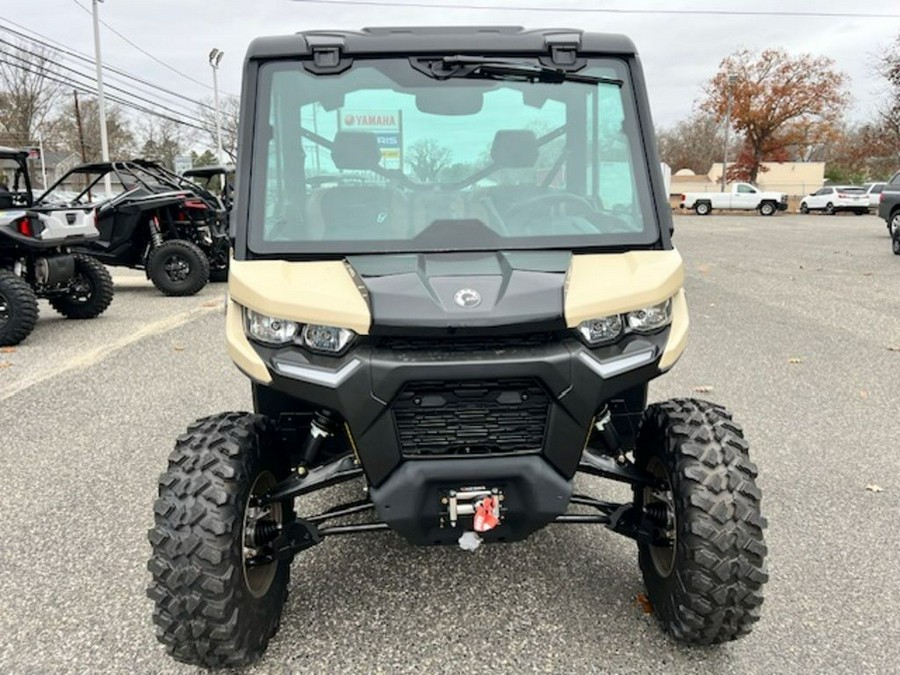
[502, 193, 597, 233]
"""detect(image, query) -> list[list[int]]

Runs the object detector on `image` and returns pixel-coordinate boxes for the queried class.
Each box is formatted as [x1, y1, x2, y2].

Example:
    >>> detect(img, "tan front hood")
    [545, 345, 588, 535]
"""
[564, 249, 685, 326]
[228, 259, 371, 335]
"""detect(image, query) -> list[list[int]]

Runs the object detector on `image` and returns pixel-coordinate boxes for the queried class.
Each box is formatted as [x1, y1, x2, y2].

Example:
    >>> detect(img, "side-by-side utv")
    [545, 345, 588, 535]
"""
[0, 147, 113, 346]
[37, 160, 229, 295]
[147, 27, 768, 668]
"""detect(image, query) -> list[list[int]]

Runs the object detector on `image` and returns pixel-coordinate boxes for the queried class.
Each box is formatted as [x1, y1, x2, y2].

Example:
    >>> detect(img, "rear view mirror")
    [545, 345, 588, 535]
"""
[416, 89, 483, 115]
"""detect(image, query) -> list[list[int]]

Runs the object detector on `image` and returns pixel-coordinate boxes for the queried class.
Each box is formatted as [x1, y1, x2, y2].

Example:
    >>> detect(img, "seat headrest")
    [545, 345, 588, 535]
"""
[490, 129, 539, 168]
[331, 131, 382, 171]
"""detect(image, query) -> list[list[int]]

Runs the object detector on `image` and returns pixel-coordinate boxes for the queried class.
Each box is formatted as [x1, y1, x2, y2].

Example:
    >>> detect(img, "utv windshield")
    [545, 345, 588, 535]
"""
[248, 57, 658, 255]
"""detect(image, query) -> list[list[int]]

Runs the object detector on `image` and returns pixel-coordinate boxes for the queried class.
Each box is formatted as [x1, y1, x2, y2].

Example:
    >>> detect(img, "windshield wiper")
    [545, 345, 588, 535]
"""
[426, 56, 623, 86]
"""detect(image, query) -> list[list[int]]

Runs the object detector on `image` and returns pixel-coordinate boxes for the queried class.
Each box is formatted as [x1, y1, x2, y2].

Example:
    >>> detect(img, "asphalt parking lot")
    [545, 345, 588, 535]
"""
[1, 213, 898, 674]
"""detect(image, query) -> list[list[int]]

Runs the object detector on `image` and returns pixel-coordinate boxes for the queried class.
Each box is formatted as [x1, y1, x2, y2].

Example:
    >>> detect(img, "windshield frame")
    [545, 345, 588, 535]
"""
[238, 54, 667, 260]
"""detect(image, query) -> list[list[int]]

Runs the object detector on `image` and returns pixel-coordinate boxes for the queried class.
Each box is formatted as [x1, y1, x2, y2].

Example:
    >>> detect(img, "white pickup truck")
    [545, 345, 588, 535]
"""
[679, 182, 788, 216]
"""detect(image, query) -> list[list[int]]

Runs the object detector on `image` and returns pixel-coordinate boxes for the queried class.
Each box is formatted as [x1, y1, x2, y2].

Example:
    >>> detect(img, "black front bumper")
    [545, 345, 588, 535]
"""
[255, 331, 667, 484]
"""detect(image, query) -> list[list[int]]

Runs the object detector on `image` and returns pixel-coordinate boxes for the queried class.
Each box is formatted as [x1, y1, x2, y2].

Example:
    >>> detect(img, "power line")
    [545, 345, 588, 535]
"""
[291, 0, 900, 18]
[0, 20, 221, 110]
[6, 62, 207, 132]
[0, 41, 209, 127]
[68, 0, 231, 95]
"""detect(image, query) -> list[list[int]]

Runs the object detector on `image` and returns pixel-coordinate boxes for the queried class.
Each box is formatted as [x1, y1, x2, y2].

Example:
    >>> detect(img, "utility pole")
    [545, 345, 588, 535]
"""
[74, 91, 89, 194]
[92, 0, 112, 195]
[73, 91, 88, 163]
[721, 72, 737, 192]
[209, 49, 225, 165]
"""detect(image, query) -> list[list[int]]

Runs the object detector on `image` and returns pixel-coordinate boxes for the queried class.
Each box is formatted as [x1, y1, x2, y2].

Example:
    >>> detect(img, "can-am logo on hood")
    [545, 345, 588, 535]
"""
[453, 288, 482, 309]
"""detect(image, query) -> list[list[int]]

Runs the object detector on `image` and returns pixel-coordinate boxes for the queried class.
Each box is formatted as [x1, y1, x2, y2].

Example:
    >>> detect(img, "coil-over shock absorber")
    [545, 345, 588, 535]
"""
[149, 215, 164, 248]
[297, 409, 341, 473]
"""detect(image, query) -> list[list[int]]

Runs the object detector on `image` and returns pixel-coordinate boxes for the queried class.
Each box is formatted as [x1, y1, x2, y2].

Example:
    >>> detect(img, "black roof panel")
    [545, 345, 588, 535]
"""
[245, 26, 637, 60]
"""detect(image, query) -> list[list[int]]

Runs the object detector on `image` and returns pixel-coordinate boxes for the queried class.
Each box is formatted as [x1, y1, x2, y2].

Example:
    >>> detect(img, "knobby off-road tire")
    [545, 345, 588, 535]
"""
[48, 254, 114, 319]
[147, 413, 294, 668]
[147, 239, 210, 296]
[694, 202, 712, 216]
[633, 398, 768, 644]
[0, 270, 38, 346]
[758, 201, 776, 216]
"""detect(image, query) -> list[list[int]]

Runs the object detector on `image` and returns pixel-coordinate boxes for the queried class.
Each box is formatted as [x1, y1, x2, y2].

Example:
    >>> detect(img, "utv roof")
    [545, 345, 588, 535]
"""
[0, 147, 27, 158]
[245, 26, 637, 60]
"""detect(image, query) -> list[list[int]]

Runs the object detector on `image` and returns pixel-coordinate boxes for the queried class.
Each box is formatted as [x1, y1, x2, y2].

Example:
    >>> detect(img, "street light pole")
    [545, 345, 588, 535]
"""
[92, 0, 112, 195]
[721, 72, 737, 193]
[209, 49, 225, 167]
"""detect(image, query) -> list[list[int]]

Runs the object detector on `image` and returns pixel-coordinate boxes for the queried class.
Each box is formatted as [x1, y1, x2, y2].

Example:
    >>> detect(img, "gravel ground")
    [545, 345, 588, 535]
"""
[0, 213, 898, 674]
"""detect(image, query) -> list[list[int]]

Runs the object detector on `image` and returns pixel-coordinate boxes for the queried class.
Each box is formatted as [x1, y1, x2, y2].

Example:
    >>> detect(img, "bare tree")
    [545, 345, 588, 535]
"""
[198, 95, 239, 162]
[657, 113, 724, 174]
[137, 117, 192, 169]
[55, 96, 135, 162]
[406, 139, 452, 182]
[0, 40, 63, 146]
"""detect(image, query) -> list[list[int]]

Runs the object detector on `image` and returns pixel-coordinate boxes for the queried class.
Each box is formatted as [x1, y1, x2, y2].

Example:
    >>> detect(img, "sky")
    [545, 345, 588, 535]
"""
[1, 0, 897, 133]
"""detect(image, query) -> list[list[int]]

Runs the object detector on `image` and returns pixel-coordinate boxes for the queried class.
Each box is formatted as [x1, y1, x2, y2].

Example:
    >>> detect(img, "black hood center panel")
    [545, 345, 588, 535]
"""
[347, 251, 571, 335]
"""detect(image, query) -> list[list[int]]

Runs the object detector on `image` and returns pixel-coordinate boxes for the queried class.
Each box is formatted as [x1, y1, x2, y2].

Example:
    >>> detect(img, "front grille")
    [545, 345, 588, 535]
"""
[392, 379, 549, 456]
[378, 333, 557, 353]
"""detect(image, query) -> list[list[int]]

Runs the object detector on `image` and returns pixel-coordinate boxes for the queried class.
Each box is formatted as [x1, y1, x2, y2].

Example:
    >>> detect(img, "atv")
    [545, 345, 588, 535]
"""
[0, 147, 113, 346]
[37, 160, 229, 295]
[147, 27, 768, 668]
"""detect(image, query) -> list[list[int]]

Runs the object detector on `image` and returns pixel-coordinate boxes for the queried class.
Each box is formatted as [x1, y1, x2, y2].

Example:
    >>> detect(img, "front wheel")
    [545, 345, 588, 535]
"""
[892, 236, 900, 255]
[0, 270, 38, 346]
[147, 413, 293, 668]
[758, 201, 776, 216]
[799, 203, 809, 214]
[633, 399, 768, 644]
[694, 202, 711, 216]
[48, 254, 114, 319]
[147, 239, 210, 296]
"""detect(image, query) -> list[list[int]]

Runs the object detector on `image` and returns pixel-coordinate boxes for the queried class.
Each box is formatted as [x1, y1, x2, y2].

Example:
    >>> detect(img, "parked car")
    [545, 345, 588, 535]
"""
[877, 171, 900, 237]
[862, 182, 886, 210]
[37, 160, 229, 294]
[679, 182, 787, 216]
[799, 186, 868, 215]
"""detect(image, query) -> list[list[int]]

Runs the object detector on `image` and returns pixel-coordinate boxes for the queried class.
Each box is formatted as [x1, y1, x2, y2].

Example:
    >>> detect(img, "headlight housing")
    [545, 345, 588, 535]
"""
[576, 298, 673, 346]
[245, 309, 356, 354]
[246, 309, 300, 345]
[300, 324, 356, 354]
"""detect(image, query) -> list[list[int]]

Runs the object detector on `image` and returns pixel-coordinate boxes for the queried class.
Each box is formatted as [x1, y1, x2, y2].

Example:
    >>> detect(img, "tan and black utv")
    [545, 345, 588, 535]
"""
[147, 27, 768, 667]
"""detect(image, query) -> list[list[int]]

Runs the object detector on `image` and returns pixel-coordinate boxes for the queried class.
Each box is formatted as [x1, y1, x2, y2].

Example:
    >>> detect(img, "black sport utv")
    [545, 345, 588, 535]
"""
[37, 160, 229, 295]
[147, 27, 768, 667]
[0, 147, 113, 346]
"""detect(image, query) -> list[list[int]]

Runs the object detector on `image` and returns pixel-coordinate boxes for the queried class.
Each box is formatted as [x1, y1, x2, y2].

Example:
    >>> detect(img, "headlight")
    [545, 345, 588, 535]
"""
[575, 298, 673, 346]
[246, 309, 300, 345]
[244, 310, 357, 353]
[301, 324, 356, 354]
[626, 299, 672, 333]
[577, 315, 624, 346]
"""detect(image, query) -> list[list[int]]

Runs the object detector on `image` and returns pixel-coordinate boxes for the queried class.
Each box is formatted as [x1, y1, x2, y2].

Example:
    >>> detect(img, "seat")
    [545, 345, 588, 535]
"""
[472, 129, 546, 231]
[306, 132, 409, 240]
